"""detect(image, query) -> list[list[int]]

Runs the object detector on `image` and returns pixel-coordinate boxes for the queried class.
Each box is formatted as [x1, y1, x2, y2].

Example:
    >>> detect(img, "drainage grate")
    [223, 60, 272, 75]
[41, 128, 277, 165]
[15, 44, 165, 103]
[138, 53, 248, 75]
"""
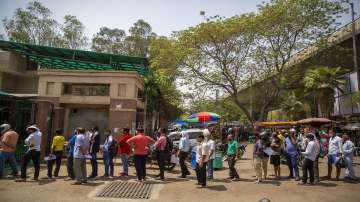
[96, 181, 153, 199]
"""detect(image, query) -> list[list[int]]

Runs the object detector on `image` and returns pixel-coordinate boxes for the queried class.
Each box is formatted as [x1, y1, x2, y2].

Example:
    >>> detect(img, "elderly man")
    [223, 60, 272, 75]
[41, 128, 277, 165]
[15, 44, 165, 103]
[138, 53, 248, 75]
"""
[342, 135, 357, 181]
[0, 124, 19, 178]
[16, 125, 42, 182]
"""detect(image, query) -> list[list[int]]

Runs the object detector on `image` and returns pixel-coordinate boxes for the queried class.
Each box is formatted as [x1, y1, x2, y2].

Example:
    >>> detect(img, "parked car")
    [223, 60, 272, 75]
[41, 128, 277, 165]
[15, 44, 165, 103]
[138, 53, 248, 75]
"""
[168, 128, 204, 148]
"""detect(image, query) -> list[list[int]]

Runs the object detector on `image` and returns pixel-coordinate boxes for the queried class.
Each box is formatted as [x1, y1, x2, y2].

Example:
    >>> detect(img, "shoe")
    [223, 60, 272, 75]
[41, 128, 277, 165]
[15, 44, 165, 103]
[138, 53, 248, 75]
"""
[200, 185, 206, 188]
[42, 176, 52, 179]
[231, 178, 240, 182]
[255, 179, 262, 184]
[309, 182, 315, 186]
[101, 175, 109, 178]
[88, 175, 96, 178]
[295, 176, 300, 181]
[155, 174, 161, 178]
[298, 182, 306, 185]
[72, 181, 82, 185]
[15, 178, 26, 182]
[81, 180, 88, 184]
[178, 175, 186, 179]
[30, 178, 38, 181]
[208, 177, 214, 180]
[156, 177, 165, 181]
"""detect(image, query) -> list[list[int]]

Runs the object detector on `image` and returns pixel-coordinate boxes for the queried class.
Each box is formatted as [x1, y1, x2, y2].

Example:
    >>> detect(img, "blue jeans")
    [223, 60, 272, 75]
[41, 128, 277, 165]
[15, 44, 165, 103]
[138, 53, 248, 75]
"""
[0, 151, 18, 177]
[207, 159, 214, 179]
[134, 155, 147, 180]
[90, 152, 98, 177]
[120, 154, 129, 175]
[344, 155, 357, 180]
[103, 152, 114, 176]
[285, 153, 299, 177]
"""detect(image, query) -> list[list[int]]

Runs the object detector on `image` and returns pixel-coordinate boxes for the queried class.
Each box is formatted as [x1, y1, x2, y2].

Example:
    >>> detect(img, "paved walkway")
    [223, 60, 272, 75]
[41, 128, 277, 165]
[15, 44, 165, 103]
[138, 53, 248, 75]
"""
[1, 144, 360, 202]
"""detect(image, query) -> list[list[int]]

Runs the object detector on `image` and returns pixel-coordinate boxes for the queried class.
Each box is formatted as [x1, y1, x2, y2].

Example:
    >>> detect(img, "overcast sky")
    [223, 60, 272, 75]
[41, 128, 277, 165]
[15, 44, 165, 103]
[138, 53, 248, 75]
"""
[0, 0, 359, 39]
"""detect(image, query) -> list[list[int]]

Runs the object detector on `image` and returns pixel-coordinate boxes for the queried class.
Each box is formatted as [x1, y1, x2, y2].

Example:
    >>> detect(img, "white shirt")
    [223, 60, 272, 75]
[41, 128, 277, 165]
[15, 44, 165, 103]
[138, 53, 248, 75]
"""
[302, 140, 316, 161]
[328, 136, 343, 155]
[179, 133, 190, 152]
[196, 142, 209, 163]
[207, 139, 216, 160]
[343, 140, 355, 158]
[25, 131, 42, 151]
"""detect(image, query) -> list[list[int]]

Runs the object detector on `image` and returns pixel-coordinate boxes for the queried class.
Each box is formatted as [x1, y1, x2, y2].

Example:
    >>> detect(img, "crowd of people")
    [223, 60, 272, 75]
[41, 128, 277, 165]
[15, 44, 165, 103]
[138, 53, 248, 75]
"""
[0, 123, 358, 188]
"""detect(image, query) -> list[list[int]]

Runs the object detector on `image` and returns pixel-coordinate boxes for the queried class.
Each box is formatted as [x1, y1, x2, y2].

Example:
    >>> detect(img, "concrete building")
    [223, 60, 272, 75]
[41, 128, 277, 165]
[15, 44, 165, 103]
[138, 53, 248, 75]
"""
[0, 40, 148, 154]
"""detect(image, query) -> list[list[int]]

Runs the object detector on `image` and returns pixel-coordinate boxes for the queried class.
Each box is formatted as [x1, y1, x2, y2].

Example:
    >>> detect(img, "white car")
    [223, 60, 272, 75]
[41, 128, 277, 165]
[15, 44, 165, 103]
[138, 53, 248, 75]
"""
[168, 128, 204, 148]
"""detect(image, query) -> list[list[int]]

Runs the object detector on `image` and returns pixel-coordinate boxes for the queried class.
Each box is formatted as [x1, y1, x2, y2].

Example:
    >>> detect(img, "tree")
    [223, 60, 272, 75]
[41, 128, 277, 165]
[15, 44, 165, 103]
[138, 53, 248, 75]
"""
[61, 15, 88, 49]
[304, 66, 346, 118]
[2, 1, 58, 45]
[250, 0, 344, 120]
[126, 19, 156, 57]
[91, 27, 127, 54]
[177, 14, 257, 122]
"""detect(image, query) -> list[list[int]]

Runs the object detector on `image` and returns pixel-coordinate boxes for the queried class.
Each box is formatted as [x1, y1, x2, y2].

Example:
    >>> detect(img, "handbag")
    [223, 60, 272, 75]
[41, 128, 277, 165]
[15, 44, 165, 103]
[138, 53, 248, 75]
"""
[336, 156, 346, 168]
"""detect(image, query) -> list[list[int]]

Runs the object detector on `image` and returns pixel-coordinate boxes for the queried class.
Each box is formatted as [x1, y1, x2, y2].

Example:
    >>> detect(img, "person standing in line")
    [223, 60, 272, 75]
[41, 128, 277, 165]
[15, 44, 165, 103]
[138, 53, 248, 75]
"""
[342, 135, 358, 181]
[46, 129, 65, 178]
[65, 130, 76, 180]
[313, 132, 321, 184]
[126, 128, 155, 182]
[178, 132, 191, 178]
[154, 128, 167, 180]
[195, 134, 209, 187]
[88, 126, 100, 179]
[299, 133, 316, 185]
[270, 132, 281, 179]
[16, 125, 42, 182]
[117, 128, 132, 177]
[0, 124, 19, 178]
[73, 127, 89, 185]
[101, 130, 115, 178]
[207, 132, 216, 180]
[226, 134, 240, 181]
[327, 129, 343, 181]
[253, 133, 265, 183]
[284, 132, 300, 181]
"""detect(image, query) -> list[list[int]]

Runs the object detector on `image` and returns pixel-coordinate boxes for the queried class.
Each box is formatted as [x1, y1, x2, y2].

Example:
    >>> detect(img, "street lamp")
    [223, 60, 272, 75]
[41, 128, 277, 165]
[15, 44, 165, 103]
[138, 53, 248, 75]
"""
[342, 0, 359, 90]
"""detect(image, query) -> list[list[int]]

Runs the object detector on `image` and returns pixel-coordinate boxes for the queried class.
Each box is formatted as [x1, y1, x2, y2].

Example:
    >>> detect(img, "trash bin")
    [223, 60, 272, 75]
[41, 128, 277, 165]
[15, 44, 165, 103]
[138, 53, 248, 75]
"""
[213, 151, 223, 169]
[191, 146, 197, 170]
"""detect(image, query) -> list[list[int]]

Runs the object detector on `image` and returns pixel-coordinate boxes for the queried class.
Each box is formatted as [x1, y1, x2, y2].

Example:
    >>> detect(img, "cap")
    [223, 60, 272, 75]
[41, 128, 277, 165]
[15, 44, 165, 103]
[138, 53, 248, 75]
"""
[0, 124, 10, 134]
[26, 125, 39, 131]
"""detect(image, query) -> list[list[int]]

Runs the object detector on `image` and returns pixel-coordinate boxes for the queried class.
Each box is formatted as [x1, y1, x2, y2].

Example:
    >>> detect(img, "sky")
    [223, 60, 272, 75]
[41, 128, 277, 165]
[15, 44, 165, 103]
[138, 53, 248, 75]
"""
[1, 0, 358, 39]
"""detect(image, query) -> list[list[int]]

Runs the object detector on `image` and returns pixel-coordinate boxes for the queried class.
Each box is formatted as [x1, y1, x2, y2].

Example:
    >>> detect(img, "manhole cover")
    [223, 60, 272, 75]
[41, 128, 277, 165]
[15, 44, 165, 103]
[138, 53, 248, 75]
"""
[96, 181, 153, 199]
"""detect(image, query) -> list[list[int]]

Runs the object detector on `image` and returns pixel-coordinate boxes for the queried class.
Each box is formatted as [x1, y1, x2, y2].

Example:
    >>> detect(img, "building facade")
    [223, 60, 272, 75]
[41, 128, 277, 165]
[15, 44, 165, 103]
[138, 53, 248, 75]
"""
[0, 41, 148, 155]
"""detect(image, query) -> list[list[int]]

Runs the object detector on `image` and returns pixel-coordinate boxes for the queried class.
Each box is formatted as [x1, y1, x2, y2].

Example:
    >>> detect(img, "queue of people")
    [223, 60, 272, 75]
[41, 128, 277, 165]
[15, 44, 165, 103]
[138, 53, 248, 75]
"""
[0, 123, 358, 188]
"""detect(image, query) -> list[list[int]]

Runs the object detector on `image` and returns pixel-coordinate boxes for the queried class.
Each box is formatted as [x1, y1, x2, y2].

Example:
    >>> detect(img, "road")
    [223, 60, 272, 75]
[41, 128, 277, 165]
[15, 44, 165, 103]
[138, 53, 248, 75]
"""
[0, 144, 359, 202]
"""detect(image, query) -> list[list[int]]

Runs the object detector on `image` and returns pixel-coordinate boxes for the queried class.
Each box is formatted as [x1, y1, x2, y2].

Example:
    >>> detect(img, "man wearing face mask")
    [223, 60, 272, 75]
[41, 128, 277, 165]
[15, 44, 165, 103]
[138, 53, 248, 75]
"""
[299, 133, 316, 185]
[16, 125, 42, 182]
[327, 129, 343, 181]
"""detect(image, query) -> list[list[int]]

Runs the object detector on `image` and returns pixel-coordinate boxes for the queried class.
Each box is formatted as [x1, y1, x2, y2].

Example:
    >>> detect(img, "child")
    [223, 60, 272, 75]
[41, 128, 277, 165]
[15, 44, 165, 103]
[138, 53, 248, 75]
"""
[170, 148, 178, 170]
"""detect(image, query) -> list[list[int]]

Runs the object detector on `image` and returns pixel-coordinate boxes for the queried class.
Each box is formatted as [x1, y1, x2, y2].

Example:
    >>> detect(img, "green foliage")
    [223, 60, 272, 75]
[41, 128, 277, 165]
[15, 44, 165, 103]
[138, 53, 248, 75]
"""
[304, 66, 347, 117]
[61, 15, 88, 49]
[127, 19, 156, 57]
[2, 1, 58, 45]
[91, 27, 127, 54]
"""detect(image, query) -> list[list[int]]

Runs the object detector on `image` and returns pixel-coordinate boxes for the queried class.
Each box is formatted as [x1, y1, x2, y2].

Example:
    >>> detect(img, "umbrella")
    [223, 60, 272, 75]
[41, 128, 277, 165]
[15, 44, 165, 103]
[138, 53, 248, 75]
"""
[187, 112, 220, 123]
[297, 118, 333, 126]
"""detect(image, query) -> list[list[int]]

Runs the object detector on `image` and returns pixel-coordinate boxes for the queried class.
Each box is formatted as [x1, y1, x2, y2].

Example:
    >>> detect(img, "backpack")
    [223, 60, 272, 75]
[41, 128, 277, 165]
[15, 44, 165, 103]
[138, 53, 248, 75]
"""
[164, 136, 173, 153]
[109, 140, 118, 156]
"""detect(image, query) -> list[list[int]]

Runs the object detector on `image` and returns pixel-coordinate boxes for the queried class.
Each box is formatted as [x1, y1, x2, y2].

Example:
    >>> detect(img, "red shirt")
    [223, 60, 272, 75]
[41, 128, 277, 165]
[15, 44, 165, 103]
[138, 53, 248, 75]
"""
[155, 135, 167, 151]
[126, 133, 155, 155]
[118, 133, 132, 154]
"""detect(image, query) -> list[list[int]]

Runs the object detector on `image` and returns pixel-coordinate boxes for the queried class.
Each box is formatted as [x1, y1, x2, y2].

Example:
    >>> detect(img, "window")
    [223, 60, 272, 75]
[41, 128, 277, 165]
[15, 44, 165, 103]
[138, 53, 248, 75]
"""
[118, 84, 126, 97]
[62, 83, 109, 96]
[169, 133, 181, 141]
[188, 132, 203, 139]
[46, 82, 54, 95]
[137, 88, 144, 100]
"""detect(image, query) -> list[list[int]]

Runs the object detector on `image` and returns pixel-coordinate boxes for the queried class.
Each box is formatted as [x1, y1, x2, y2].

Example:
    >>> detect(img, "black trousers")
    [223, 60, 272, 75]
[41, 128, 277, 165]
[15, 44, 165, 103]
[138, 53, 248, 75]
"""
[302, 158, 314, 183]
[196, 162, 207, 186]
[156, 151, 166, 178]
[21, 150, 40, 179]
[47, 151, 63, 177]
[179, 151, 190, 177]
[134, 155, 147, 180]
[67, 155, 75, 179]
[228, 155, 239, 179]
